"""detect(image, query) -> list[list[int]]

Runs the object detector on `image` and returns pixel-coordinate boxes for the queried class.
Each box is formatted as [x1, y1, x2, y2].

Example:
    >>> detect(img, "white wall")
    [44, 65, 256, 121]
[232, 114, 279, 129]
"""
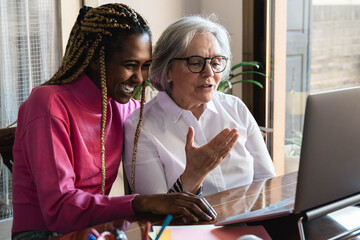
[60, 0, 82, 54]
[99, 0, 201, 44]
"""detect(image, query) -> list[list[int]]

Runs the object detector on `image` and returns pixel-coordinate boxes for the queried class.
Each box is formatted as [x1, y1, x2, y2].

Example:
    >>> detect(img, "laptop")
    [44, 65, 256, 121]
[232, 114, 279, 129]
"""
[216, 86, 360, 226]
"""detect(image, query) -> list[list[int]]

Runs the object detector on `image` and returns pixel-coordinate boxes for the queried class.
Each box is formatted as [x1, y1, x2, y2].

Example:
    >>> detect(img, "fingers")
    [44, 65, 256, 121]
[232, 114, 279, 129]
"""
[207, 128, 238, 155]
[185, 126, 195, 151]
[172, 194, 217, 223]
[200, 197, 217, 218]
[208, 128, 232, 147]
[136, 193, 217, 225]
[209, 128, 237, 147]
[218, 130, 239, 157]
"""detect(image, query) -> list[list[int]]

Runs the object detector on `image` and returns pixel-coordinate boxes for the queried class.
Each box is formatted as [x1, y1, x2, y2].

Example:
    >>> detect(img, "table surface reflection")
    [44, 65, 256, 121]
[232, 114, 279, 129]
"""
[53, 172, 360, 240]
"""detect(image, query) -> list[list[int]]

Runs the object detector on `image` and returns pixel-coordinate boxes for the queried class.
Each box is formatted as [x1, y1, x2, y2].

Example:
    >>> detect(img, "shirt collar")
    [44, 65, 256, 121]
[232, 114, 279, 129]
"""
[156, 91, 218, 122]
[69, 74, 110, 112]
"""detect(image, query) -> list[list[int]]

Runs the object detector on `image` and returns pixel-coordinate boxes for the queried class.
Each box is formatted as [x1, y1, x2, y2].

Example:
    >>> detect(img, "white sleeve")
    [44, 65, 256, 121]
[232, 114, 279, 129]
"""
[123, 117, 169, 194]
[245, 112, 276, 181]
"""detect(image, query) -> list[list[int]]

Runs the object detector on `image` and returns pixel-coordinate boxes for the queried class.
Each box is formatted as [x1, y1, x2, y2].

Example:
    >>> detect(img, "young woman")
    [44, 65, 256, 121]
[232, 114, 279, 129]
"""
[11, 4, 215, 239]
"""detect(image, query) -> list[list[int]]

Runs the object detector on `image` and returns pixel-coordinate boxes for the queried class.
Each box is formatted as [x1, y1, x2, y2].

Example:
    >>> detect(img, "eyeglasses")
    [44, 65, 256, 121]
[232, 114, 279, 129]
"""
[170, 55, 228, 73]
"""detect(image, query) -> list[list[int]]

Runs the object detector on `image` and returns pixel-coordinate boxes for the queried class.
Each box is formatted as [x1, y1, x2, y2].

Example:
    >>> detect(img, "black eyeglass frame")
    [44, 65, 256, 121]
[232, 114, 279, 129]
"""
[169, 55, 228, 73]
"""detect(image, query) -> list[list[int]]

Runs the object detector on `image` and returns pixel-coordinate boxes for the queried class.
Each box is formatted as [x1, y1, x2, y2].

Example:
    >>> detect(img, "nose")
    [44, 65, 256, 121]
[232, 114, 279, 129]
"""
[201, 60, 215, 77]
[133, 68, 146, 85]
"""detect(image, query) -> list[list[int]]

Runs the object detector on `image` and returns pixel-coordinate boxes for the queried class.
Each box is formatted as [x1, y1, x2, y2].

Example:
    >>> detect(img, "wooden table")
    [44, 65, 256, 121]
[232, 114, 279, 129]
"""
[53, 172, 360, 240]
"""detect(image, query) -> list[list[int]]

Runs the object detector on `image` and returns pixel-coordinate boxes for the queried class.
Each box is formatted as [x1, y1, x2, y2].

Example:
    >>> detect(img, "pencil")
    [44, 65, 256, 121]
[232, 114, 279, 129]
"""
[142, 221, 151, 240]
[154, 214, 173, 240]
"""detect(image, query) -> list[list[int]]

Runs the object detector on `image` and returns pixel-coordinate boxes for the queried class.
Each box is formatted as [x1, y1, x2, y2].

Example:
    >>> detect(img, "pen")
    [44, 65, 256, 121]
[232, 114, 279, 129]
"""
[142, 221, 151, 240]
[88, 233, 96, 240]
[114, 229, 128, 240]
[154, 214, 173, 240]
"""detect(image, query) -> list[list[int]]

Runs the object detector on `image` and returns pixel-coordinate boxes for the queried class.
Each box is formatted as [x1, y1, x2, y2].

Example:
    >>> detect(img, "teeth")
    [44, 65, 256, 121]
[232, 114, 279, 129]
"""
[120, 84, 135, 94]
[202, 84, 212, 87]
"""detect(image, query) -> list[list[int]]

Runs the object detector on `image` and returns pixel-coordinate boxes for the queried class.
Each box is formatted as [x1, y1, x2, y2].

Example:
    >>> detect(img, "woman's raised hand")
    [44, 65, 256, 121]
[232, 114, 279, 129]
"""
[181, 126, 239, 193]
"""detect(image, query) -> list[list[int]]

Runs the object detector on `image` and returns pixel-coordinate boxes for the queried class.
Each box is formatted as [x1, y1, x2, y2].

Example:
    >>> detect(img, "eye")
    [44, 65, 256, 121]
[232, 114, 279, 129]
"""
[141, 62, 151, 70]
[123, 63, 139, 70]
[188, 57, 203, 66]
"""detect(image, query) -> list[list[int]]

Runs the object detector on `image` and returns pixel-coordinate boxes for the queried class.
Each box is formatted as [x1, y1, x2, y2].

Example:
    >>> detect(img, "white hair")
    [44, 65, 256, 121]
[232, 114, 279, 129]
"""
[150, 14, 232, 92]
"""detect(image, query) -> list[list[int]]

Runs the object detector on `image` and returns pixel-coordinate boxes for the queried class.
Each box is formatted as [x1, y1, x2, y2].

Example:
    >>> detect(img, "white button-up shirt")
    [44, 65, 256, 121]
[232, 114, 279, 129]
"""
[124, 91, 276, 196]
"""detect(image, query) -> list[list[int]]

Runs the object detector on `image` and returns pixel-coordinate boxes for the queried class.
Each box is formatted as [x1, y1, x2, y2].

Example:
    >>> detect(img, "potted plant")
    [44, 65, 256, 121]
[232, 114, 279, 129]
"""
[284, 130, 302, 173]
[216, 61, 273, 93]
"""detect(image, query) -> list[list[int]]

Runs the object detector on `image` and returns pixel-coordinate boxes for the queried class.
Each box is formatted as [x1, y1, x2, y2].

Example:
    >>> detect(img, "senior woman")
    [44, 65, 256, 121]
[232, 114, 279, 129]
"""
[124, 15, 276, 196]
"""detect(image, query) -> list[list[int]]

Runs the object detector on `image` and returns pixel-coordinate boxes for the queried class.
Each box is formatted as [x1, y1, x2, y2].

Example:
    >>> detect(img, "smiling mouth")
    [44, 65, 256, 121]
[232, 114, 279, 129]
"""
[119, 84, 135, 94]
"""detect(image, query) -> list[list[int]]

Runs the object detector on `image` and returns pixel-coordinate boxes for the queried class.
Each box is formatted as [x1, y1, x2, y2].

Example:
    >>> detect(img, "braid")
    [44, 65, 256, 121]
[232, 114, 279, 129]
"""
[42, 3, 150, 195]
[131, 83, 146, 193]
[99, 46, 107, 195]
[43, 3, 149, 86]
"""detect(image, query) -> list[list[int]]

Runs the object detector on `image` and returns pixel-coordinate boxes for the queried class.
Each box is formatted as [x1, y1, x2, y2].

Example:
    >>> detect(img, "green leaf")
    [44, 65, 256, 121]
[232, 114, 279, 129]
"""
[131, 84, 142, 100]
[230, 71, 273, 82]
[231, 61, 262, 72]
[231, 79, 264, 88]
[217, 80, 232, 93]
[131, 77, 155, 100]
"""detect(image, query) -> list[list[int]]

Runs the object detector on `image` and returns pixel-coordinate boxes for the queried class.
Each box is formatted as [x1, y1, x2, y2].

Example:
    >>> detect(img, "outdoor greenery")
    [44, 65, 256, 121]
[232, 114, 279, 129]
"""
[285, 130, 303, 157]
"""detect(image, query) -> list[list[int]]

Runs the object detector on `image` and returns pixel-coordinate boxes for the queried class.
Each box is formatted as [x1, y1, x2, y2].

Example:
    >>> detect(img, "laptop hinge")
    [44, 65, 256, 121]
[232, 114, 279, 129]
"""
[297, 194, 360, 240]
[305, 193, 360, 221]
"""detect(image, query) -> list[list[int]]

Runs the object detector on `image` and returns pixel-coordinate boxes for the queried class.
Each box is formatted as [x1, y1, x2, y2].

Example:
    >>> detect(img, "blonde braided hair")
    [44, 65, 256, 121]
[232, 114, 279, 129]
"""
[43, 4, 149, 195]
[99, 46, 107, 195]
[130, 83, 146, 193]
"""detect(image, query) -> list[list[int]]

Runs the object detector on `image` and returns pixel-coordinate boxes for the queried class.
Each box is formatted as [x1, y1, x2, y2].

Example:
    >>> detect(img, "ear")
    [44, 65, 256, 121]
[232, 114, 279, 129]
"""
[86, 58, 102, 89]
[167, 64, 173, 80]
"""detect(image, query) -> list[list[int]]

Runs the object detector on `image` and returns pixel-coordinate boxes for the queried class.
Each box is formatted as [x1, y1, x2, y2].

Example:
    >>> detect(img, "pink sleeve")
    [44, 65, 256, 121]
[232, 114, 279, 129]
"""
[20, 116, 137, 233]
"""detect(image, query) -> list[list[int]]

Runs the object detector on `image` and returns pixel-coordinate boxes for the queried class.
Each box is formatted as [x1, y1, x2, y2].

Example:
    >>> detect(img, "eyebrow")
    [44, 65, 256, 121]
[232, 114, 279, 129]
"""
[122, 60, 140, 63]
[122, 60, 152, 63]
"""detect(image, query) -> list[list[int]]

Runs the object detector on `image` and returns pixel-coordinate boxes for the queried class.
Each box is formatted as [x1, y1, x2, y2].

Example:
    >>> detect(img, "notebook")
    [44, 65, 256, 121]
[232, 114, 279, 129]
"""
[152, 224, 272, 240]
[216, 87, 360, 226]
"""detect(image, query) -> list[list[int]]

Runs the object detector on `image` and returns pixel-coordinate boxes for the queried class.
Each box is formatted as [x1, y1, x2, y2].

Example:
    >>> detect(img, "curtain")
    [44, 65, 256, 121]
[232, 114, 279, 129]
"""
[0, 0, 61, 220]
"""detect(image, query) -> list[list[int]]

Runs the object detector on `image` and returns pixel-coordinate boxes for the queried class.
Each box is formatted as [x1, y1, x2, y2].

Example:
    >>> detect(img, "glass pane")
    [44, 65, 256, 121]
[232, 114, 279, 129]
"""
[285, 0, 360, 173]
[311, 0, 360, 93]
[0, 0, 61, 221]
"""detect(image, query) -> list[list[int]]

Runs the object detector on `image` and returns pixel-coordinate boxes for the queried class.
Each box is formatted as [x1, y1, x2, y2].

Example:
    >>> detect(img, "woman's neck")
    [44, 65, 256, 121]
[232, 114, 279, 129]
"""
[168, 91, 205, 120]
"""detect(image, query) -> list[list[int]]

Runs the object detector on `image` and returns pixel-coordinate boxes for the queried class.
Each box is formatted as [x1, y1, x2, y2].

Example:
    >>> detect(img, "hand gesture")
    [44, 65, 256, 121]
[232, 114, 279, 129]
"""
[181, 127, 239, 193]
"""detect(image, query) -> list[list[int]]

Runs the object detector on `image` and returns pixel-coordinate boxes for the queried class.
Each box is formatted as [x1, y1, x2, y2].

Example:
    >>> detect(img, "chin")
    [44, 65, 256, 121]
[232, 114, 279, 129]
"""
[201, 93, 214, 102]
[114, 96, 131, 104]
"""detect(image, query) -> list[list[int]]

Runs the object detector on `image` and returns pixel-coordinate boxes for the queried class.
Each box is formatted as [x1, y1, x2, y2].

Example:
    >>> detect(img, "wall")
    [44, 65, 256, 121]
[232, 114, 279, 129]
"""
[60, 0, 82, 54]
[99, 0, 201, 47]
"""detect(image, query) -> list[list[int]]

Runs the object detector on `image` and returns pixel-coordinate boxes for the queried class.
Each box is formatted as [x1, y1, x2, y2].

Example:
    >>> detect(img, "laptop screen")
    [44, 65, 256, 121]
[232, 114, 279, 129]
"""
[294, 87, 360, 213]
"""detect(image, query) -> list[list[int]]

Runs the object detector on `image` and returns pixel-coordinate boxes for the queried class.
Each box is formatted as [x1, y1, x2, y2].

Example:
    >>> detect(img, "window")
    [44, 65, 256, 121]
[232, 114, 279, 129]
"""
[0, 0, 61, 220]
[285, 0, 360, 173]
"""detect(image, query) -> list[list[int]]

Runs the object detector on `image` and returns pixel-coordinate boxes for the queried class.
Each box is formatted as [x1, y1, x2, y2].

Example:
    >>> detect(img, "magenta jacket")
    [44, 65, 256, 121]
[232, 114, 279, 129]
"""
[12, 74, 140, 234]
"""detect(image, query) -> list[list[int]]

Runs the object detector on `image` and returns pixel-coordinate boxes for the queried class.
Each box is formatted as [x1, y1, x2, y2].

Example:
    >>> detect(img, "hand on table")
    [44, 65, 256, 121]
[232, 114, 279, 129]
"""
[132, 192, 217, 224]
